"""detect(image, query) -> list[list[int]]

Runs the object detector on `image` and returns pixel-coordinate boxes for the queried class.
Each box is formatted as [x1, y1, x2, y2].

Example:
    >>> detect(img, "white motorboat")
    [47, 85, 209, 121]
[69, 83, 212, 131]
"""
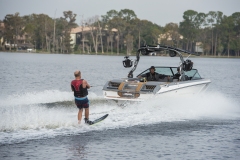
[102, 45, 211, 103]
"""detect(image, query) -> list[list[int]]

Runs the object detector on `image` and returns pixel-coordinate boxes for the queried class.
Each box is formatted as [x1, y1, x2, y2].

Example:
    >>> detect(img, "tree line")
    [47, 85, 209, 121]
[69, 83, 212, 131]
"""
[0, 9, 239, 56]
[0, 11, 77, 53]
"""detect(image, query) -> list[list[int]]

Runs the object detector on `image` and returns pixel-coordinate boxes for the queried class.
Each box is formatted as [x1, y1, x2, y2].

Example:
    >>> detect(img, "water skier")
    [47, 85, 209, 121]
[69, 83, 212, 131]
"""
[71, 70, 92, 124]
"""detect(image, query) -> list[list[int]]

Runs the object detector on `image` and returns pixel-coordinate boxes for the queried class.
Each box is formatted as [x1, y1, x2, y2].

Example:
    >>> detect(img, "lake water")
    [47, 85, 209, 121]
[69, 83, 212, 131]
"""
[0, 52, 240, 159]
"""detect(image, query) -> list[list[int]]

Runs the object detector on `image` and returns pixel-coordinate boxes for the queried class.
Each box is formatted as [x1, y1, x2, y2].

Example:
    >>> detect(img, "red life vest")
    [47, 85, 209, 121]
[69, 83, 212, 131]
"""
[71, 79, 88, 97]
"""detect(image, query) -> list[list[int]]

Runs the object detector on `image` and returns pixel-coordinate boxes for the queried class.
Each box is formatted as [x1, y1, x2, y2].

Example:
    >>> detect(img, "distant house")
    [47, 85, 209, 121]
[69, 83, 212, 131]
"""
[195, 42, 203, 53]
[70, 26, 94, 48]
[0, 22, 34, 50]
[70, 26, 118, 50]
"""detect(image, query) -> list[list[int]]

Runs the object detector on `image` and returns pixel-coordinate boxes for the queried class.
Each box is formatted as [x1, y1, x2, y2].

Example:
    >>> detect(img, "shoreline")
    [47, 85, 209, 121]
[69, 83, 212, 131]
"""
[1, 50, 240, 59]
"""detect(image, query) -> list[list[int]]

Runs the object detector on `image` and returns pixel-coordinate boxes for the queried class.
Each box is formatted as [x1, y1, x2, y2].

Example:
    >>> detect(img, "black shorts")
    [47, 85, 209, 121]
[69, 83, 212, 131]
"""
[74, 97, 89, 109]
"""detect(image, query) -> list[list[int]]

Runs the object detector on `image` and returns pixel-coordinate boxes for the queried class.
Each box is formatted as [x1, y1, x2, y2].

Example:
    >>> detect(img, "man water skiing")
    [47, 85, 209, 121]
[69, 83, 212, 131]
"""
[71, 70, 92, 124]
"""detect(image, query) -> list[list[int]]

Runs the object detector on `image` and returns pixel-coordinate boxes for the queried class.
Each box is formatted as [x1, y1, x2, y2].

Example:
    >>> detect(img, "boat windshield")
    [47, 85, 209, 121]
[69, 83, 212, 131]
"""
[185, 69, 202, 80]
[137, 67, 202, 80]
[137, 67, 175, 77]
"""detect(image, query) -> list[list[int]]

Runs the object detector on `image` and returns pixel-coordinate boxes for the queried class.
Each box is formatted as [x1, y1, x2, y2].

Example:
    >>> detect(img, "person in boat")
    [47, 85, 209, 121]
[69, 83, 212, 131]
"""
[138, 66, 160, 81]
[139, 66, 169, 81]
[173, 67, 181, 81]
[138, 66, 159, 81]
[71, 70, 92, 124]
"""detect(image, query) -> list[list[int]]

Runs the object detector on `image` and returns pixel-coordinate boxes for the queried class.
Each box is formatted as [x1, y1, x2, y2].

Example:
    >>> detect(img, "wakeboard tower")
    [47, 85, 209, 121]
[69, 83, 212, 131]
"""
[123, 45, 194, 79]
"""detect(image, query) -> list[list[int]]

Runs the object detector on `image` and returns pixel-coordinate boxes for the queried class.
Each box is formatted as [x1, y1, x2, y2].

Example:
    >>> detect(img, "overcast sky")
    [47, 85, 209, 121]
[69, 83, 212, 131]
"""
[0, 0, 239, 26]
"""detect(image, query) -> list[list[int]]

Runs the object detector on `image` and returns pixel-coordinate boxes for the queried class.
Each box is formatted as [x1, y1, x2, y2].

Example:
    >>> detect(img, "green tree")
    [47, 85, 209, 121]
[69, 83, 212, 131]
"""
[162, 23, 181, 47]
[118, 9, 137, 22]
[0, 20, 5, 50]
[131, 18, 142, 48]
[231, 12, 240, 56]
[30, 14, 53, 52]
[102, 9, 137, 54]
[179, 10, 198, 51]
[213, 11, 224, 56]
[220, 15, 235, 57]
[61, 11, 77, 53]
[22, 15, 35, 45]
[138, 20, 162, 46]
[119, 9, 137, 53]
[206, 11, 224, 56]
[193, 12, 208, 55]
[101, 9, 119, 54]
[85, 16, 100, 54]
[3, 12, 23, 50]
[108, 17, 126, 54]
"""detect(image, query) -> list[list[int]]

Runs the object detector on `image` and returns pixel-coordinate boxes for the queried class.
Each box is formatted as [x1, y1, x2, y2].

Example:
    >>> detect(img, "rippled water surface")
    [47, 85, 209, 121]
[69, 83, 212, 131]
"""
[0, 52, 240, 159]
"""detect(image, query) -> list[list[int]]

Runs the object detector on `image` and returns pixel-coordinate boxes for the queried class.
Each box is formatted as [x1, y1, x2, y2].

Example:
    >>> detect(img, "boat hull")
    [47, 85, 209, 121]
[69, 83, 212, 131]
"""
[103, 78, 211, 103]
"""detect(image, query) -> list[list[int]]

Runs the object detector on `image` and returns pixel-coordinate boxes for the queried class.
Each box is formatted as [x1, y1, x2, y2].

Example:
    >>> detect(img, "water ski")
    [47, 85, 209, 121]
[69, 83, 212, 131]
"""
[86, 114, 108, 125]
